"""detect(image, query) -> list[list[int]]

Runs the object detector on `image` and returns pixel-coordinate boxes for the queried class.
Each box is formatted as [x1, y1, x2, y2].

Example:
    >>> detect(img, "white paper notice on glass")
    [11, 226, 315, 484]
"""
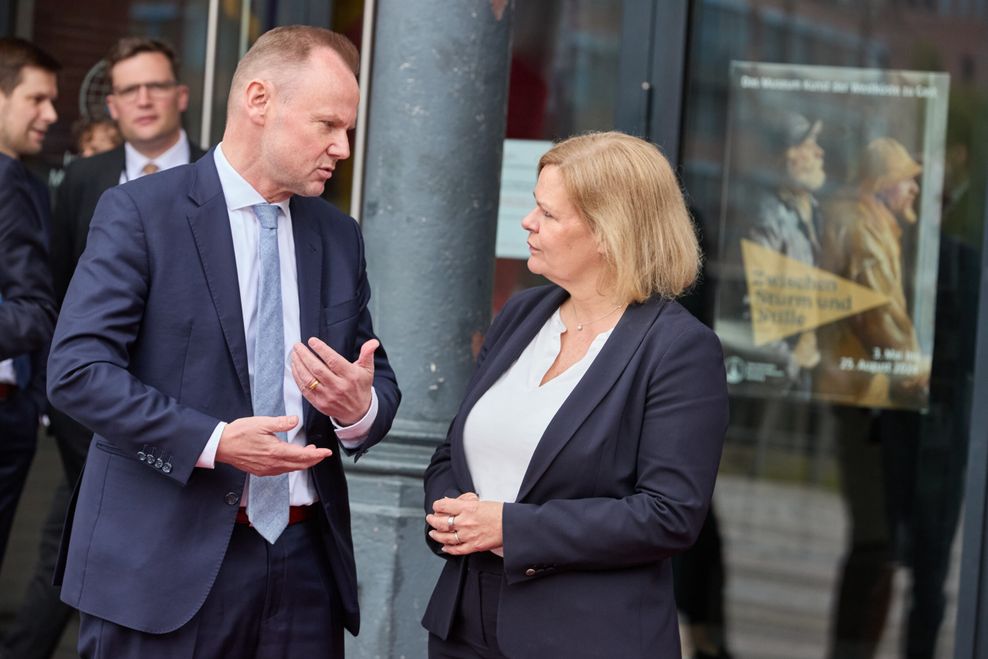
[496, 139, 553, 259]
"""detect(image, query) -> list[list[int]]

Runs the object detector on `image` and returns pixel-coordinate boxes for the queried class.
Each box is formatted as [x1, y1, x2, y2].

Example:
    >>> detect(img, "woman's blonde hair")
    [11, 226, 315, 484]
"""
[538, 131, 700, 303]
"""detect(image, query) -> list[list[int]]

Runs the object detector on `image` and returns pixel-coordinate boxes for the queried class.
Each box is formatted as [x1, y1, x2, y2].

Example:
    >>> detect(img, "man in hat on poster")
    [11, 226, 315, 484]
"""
[747, 110, 827, 392]
[816, 136, 929, 408]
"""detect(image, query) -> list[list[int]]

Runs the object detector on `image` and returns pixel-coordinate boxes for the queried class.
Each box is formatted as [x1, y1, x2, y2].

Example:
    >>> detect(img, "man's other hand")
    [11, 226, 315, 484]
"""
[215, 415, 331, 476]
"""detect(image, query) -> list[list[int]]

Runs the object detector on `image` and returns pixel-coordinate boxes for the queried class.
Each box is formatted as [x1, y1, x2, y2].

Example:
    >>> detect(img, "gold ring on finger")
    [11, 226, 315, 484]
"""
[453, 530, 461, 545]
[307, 379, 321, 390]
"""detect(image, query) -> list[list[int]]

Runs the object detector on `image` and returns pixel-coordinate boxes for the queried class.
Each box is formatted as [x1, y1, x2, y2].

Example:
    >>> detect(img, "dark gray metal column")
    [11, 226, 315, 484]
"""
[347, 1, 513, 657]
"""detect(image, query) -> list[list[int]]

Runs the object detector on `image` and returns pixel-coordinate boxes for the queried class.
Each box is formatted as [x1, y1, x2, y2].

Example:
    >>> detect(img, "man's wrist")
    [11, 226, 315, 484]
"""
[333, 388, 379, 445]
[336, 397, 371, 427]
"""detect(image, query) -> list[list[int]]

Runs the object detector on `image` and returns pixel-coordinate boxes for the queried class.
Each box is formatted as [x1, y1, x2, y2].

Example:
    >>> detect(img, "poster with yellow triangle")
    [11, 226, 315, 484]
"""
[741, 239, 890, 346]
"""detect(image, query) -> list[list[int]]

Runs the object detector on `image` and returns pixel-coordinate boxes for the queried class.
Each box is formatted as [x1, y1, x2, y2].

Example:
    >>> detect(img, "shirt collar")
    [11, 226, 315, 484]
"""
[213, 142, 290, 217]
[124, 129, 191, 180]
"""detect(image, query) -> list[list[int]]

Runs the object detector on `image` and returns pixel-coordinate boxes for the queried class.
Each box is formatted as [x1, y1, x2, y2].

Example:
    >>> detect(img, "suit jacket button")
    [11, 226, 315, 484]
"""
[225, 492, 240, 506]
[525, 568, 536, 577]
[145, 454, 155, 465]
[154, 458, 163, 469]
[162, 462, 172, 474]
[137, 451, 146, 461]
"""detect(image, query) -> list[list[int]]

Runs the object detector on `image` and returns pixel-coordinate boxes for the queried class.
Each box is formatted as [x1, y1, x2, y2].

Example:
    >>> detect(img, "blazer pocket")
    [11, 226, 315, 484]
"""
[321, 298, 361, 359]
[322, 296, 361, 326]
[93, 439, 132, 460]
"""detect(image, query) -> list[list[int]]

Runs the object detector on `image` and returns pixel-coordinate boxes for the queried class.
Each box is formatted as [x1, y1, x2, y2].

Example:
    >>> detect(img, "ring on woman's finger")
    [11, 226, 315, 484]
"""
[447, 515, 456, 531]
[306, 378, 321, 390]
[453, 530, 461, 545]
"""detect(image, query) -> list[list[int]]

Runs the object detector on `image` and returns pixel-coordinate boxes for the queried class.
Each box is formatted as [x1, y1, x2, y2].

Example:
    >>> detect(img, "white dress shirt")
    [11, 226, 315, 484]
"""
[0, 359, 14, 385]
[196, 143, 378, 507]
[463, 309, 613, 502]
[119, 129, 192, 184]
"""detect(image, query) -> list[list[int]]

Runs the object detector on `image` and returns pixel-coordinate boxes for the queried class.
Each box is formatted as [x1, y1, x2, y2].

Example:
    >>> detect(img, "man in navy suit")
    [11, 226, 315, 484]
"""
[47, 26, 399, 658]
[0, 37, 58, 575]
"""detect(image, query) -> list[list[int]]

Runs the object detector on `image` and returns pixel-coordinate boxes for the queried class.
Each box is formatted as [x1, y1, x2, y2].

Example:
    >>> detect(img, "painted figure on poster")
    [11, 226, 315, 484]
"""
[816, 137, 929, 408]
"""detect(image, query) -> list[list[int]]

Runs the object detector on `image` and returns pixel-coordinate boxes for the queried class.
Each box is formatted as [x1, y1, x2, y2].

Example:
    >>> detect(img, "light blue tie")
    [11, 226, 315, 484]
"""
[246, 203, 289, 544]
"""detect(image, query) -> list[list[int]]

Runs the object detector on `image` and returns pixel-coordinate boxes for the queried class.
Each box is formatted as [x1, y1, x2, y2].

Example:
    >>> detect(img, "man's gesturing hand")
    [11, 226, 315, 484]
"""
[291, 337, 378, 425]
[215, 415, 331, 476]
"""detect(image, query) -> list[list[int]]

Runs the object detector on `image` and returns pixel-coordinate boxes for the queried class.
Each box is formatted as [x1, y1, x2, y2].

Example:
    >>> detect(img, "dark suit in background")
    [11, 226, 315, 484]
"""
[0, 152, 56, 573]
[0, 143, 204, 659]
[422, 285, 729, 658]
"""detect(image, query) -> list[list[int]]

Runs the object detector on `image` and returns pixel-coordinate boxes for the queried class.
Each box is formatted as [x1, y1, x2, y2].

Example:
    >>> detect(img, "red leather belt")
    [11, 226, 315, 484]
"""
[0, 383, 15, 401]
[236, 505, 314, 526]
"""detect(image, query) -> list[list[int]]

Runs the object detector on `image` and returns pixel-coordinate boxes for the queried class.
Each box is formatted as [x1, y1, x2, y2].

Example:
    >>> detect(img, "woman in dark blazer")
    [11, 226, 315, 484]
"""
[422, 131, 729, 658]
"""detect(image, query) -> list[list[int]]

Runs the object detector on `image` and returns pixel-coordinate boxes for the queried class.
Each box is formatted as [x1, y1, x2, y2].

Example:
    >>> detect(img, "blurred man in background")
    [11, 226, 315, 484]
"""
[0, 35, 58, 588]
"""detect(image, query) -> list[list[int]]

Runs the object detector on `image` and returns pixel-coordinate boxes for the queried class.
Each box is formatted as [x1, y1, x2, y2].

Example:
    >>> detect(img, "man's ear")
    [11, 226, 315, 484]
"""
[243, 80, 272, 125]
[105, 94, 120, 121]
[176, 84, 190, 113]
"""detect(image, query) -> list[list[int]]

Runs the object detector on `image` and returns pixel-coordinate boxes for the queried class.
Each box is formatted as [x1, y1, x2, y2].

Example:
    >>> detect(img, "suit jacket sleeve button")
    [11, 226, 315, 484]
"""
[154, 458, 163, 469]
[525, 568, 536, 577]
[162, 462, 172, 474]
[225, 492, 240, 506]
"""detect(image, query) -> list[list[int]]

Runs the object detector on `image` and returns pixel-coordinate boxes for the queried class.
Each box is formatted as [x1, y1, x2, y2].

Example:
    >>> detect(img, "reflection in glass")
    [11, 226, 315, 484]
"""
[681, 2, 988, 657]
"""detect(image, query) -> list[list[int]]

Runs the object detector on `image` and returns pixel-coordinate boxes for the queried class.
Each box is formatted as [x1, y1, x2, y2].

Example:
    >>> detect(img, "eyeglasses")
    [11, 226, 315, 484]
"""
[110, 81, 179, 103]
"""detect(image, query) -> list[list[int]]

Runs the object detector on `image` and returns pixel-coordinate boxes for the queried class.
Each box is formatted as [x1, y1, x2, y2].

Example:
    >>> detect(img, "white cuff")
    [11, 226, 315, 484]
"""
[196, 421, 225, 469]
[332, 387, 378, 449]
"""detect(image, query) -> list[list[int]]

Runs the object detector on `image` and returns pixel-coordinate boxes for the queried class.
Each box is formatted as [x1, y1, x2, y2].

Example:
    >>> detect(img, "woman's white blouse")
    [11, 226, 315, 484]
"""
[463, 308, 614, 503]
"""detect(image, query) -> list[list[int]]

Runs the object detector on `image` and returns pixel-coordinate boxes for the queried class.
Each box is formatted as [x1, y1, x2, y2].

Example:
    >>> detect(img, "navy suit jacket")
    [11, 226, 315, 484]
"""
[422, 285, 728, 658]
[49, 143, 206, 305]
[0, 154, 55, 359]
[48, 151, 400, 635]
[0, 154, 55, 409]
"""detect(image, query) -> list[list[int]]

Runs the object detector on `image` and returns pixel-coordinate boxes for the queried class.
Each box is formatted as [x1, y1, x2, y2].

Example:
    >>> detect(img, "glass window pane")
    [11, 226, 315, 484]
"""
[496, 0, 622, 312]
[680, 2, 988, 657]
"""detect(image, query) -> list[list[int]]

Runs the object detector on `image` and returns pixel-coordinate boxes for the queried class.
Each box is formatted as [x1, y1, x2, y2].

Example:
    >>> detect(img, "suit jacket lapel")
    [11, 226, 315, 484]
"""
[514, 296, 669, 502]
[185, 153, 251, 405]
[290, 199, 323, 426]
[450, 287, 568, 493]
[98, 147, 126, 190]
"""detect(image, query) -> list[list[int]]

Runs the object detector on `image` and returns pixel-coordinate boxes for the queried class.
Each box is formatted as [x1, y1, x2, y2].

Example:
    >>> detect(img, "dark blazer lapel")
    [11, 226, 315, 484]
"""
[96, 147, 125, 191]
[514, 296, 670, 502]
[290, 198, 323, 426]
[185, 153, 251, 404]
[450, 287, 568, 493]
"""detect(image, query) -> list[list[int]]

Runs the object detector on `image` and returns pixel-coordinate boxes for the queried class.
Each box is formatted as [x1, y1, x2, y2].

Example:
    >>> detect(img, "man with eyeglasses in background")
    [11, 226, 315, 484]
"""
[0, 36, 204, 659]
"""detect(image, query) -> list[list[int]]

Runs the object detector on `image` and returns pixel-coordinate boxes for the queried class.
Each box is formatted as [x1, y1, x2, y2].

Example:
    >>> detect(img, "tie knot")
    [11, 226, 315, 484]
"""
[141, 162, 159, 176]
[253, 204, 280, 230]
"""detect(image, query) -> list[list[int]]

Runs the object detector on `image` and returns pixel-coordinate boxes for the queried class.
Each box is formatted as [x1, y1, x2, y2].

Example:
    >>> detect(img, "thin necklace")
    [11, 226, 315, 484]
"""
[570, 303, 623, 331]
